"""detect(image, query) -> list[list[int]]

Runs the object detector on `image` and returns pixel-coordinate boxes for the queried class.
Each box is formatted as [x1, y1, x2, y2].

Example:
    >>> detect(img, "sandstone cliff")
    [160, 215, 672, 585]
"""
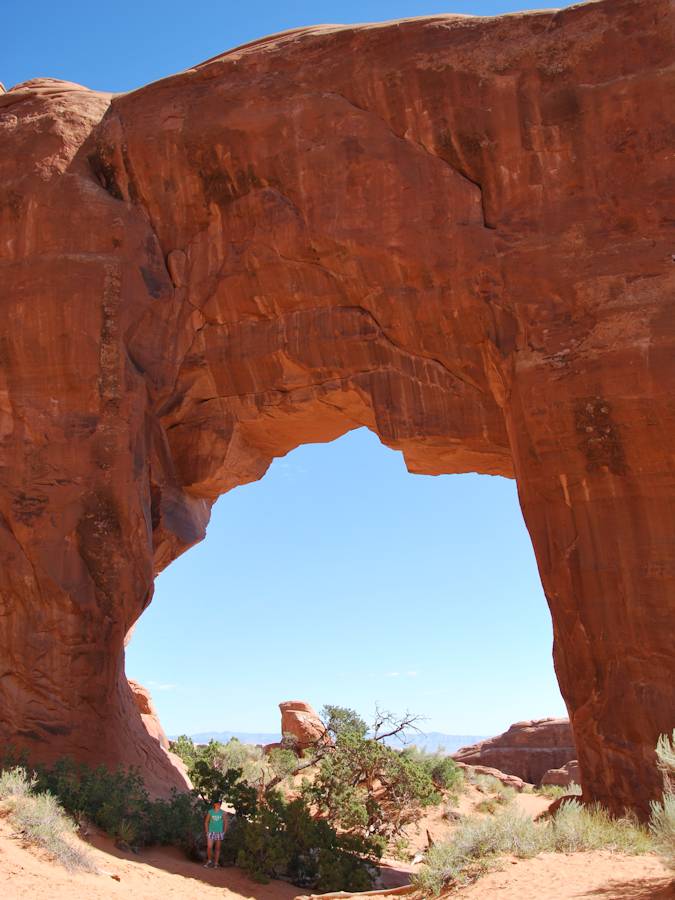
[454, 719, 576, 784]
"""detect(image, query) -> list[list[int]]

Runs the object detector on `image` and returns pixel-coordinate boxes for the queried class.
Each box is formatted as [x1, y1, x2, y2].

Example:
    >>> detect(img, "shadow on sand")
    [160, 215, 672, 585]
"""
[581, 875, 675, 899]
[87, 830, 299, 898]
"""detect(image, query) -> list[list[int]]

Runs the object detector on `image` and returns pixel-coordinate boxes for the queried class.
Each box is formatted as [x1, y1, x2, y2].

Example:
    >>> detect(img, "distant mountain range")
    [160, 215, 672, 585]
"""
[178, 730, 487, 754]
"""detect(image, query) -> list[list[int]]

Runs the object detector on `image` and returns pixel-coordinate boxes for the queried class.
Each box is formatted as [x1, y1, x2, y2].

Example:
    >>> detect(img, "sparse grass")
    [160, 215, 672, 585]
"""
[389, 835, 411, 861]
[0, 767, 95, 872]
[651, 729, 675, 871]
[413, 806, 546, 893]
[650, 793, 675, 870]
[0, 766, 36, 798]
[549, 800, 652, 854]
[472, 774, 516, 814]
[414, 799, 654, 895]
[536, 782, 582, 800]
[475, 789, 515, 815]
[472, 773, 503, 794]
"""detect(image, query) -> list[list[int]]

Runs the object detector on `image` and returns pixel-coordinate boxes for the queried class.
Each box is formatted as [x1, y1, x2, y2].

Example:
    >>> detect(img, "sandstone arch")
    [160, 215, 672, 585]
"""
[0, 0, 673, 814]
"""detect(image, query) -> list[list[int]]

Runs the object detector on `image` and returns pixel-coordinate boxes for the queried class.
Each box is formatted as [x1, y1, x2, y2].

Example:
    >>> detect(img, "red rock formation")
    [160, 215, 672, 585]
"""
[280, 701, 329, 752]
[127, 680, 191, 792]
[128, 679, 170, 751]
[454, 762, 526, 792]
[454, 719, 576, 784]
[541, 760, 581, 788]
[0, 0, 673, 815]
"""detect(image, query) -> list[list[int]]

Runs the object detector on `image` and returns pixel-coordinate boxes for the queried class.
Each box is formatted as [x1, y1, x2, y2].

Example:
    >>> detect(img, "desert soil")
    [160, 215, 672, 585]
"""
[0, 788, 672, 899]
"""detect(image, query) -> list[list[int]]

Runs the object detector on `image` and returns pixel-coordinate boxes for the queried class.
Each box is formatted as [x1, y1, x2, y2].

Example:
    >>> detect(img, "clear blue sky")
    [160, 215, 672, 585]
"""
[6, 0, 572, 738]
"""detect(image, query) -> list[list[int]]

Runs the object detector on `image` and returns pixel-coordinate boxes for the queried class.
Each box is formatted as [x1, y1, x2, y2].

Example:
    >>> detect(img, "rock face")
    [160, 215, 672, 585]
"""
[454, 719, 576, 785]
[0, 0, 673, 816]
[280, 701, 329, 752]
[454, 762, 526, 792]
[128, 679, 170, 751]
[541, 760, 581, 788]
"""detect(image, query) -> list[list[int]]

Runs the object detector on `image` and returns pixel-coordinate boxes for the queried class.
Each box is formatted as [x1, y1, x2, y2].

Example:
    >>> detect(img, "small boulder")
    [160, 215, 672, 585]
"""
[455, 761, 527, 792]
[279, 700, 330, 753]
[541, 759, 581, 787]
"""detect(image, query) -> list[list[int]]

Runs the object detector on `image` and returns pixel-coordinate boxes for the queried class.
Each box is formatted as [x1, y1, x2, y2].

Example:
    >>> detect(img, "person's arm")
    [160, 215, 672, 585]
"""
[204, 811, 210, 834]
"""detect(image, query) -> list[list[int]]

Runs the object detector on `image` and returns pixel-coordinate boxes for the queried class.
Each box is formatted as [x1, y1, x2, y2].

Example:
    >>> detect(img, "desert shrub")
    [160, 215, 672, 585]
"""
[170, 734, 200, 768]
[549, 800, 651, 854]
[401, 747, 464, 793]
[650, 793, 675, 870]
[650, 729, 675, 870]
[222, 793, 379, 890]
[322, 705, 368, 740]
[305, 715, 440, 839]
[414, 799, 654, 894]
[28, 757, 204, 850]
[171, 735, 296, 804]
[655, 730, 675, 793]
[187, 756, 257, 816]
[0, 767, 94, 872]
[472, 773, 503, 793]
[0, 765, 36, 798]
[536, 782, 582, 800]
[413, 806, 546, 893]
[475, 786, 516, 815]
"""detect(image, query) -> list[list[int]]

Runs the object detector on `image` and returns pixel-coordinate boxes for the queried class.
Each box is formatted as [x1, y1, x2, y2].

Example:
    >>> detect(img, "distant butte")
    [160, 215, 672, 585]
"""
[0, 0, 673, 815]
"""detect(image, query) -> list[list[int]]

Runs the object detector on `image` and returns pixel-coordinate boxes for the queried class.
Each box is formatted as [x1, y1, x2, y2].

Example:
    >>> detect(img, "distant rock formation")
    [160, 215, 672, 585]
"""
[541, 760, 581, 788]
[454, 762, 526, 792]
[280, 701, 330, 753]
[453, 719, 576, 784]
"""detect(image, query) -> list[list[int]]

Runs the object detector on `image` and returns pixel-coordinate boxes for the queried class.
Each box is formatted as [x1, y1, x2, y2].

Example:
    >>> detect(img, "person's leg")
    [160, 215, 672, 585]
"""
[205, 836, 214, 865]
[214, 836, 222, 866]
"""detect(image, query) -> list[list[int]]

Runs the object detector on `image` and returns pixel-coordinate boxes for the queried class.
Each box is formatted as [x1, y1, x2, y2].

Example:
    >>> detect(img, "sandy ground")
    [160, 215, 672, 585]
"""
[450, 852, 674, 899]
[1, 786, 672, 900]
[0, 820, 298, 900]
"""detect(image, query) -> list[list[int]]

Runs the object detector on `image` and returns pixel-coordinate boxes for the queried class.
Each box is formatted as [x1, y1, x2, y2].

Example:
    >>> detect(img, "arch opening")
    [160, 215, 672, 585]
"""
[127, 428, 567, 748]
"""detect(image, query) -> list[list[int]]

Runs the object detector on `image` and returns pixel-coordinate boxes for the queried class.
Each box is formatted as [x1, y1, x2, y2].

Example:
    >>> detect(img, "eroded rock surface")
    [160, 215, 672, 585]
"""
[0, 0, 673, 813]
[280, 701, 329, 752]
[454, 719, 576, 784]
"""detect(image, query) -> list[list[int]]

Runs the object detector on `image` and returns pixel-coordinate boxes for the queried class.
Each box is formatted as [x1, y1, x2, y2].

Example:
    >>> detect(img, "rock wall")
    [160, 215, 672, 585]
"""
[0, 0, 673, 814]
[454, 719, 576, 784]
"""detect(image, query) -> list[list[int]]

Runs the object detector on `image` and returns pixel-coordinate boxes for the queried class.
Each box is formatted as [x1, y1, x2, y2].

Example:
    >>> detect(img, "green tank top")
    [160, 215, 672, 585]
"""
[207, 809, 224, 833]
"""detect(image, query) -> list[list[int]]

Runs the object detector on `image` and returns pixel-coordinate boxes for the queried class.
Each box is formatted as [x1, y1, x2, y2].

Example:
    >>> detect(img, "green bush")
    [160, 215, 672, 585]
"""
[401, 747, 464, 793]
[170, 735, 295, 809]
[19, 757, 204, 851]
[0, 767, 95, 872]
[305, 716, 440, 839]
[222, 793, 379, 890]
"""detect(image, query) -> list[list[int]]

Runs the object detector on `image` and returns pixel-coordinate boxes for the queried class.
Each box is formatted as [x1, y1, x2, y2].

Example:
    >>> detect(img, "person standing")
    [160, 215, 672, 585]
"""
[203, 797, 226, 868]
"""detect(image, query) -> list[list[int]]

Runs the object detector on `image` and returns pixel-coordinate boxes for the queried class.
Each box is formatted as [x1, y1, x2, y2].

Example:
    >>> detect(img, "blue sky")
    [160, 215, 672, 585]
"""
[6, 0, 572, 737]
[127, 430, 566, 736]
[5, 0, 574, 92]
